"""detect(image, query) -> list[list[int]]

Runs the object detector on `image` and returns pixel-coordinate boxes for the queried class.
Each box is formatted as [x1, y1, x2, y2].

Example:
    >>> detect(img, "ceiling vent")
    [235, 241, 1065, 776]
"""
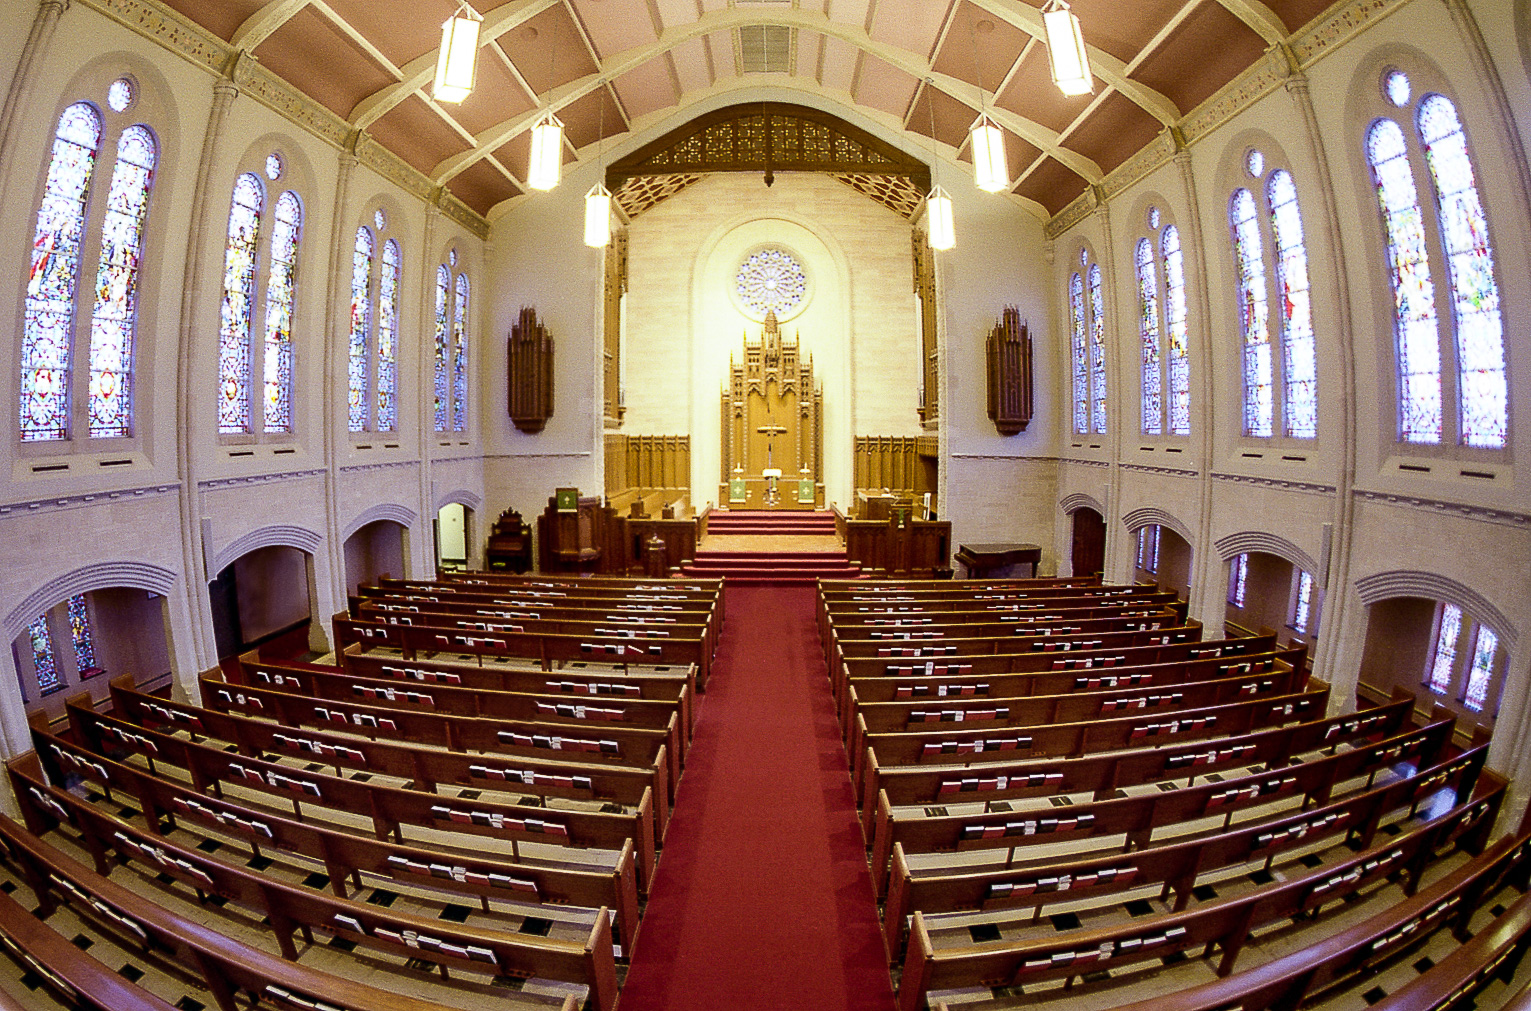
[739, 24, 792, 74]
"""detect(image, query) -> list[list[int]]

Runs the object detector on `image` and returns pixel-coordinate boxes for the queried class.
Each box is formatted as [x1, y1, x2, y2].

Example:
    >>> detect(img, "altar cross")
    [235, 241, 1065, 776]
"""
[757, 422, 788, 468]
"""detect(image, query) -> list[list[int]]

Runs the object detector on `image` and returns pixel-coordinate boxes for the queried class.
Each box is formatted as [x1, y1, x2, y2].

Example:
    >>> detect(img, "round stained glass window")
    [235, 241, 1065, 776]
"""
[1246, 149, 1264, 177]
[734, 248, 808, 321]
[374, 208, 387, 231]
[1384, 69, 1411, 107]
[1147, 206, 1160, 229]
[449, 248, 458, 267]
[107, 78, 134, 112]
[1079, 247, 1088, 267]
[265, 152, 283, 180]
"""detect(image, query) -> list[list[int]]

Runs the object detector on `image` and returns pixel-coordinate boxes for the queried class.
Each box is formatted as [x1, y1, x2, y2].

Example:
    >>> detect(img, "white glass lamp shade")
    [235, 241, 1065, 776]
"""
[584, 184, 612, 248]
[1043, 4, 1093, 97]
[969, 114, 1008, 193]
[927, 186, 955, 251]
[433, 10, 482, 104]
[527, 111, 565, 191]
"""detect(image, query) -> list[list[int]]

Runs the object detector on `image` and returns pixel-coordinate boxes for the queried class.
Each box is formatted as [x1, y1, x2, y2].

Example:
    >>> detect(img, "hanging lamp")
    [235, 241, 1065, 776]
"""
[527, 15, 564, 190]
[584, 81, 611, 248]
[433, 4, 483, 104]
[1042, 0, 1093, 97]
[967, 17, 1008, 193]
[923, 80, 955, 250]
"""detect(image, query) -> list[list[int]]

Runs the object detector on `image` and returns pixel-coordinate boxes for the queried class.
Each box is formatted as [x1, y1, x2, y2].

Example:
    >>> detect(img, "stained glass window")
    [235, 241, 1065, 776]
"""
[1070, 272, 1087, 435]
[1268, 171, 1317, 439]
[265, 152, 282, 180]
[263, 191, 300, 433]
[1088, 264, 1106, 434]
[1230, 188, 1272, 437]
[1368, 119, 1441, 444]
[1228, 554, 1248, 607]
[452, 273, 469, 432]
[87, 124, 155, 439]
[107, 79, 133, 113]
[1417, 95, 1506, 449]
[347, 227, 373, 432]
[27, 615, 58, 695]
[1292, 570, 1313, 632]
[67, 594, 97, 672]
[375, 238, 400, 432]
[1463, 625, 1498, 713]
[1426, 603, 1461, 695]
[1136, 238, 1162, 435]
[1162, 226, 1190, 436]
[21, 103, 103, 442]
[217, 173, 262, 434]
[434, 265, 450, 432]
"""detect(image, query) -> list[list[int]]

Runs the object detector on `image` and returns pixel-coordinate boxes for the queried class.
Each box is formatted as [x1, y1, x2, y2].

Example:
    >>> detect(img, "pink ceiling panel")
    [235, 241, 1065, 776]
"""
[493, 133, 533, 180]
[1131, 2, 1267, 113]
[820, 37, 859, 94]
[853, 54, 919, 121]
[706, 31, 736, 81]
[868, 0, 954, 63]
[253, 6, 397, 119]
[498, 5, 601, 97]
[997, 46, 1094, 135]
[1062, 90, 1164, 174]
[613, 59, 679, 122]
[654, 0, 701, 31]
[560, 87, 627, 150]
[906, 83, 977, 150]
[368, 94, 472, 176]
[1266, 0, 1342, 32]
[671, 36, 713, 93]
[1014, 155, 1089, 215]
[1056, 0, 1187, 65]
[448, 52, 536, 137]
[797, 31, 823, 82]
[328, 0, 459, 68]
[568, 0, 659, 61]
[446, 158, 520, 216]
[158, 0, 267, 42]
[826, 0, 872, 33]
[931, 2, 1027, 93]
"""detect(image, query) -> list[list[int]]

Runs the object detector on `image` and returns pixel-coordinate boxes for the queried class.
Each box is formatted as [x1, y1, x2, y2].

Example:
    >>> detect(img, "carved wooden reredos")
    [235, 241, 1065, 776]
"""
[508, 306, 554, 434]
[720, 312, 824, 510]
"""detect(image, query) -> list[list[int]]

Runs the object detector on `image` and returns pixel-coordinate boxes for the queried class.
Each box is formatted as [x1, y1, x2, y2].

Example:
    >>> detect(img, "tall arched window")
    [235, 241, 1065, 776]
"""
[376, 238, 400, 432]
[1162, 225, 1190, 436]
[1366, 68, 1507, 449]
[20, 82, 158, 445]
[1268, 171, 1316, 438]
[1069, 271, 1088, 435]
[1136, 236, 1162, 435]
[263, 189, 301, 433]
[452, 273, 469, 432]
[1230, 185, 1272, 437]
[1088, 262, 1107, 434]
[347, 226, 374, 432]
[433, 265, 450, 431]
[218, 173, 263, 434]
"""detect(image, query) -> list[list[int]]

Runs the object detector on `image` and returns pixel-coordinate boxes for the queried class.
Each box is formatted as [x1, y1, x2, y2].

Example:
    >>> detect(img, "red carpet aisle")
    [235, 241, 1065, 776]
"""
[618, 585, 895, 1010]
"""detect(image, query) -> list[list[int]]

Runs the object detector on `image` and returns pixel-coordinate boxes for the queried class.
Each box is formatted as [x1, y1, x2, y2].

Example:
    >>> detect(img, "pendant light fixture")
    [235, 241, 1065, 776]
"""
[967, 16, 1008, 193]
[527, 14, 564, 190]
[584, 81, 612, 248]
[1042, 0, 1093, 97]
[433, 4, 483, 104]
[924, 80, 955, 251]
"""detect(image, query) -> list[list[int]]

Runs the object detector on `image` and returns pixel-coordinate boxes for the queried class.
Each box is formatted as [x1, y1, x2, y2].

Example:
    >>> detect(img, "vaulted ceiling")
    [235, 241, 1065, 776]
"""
[157, 0, 1337, 220]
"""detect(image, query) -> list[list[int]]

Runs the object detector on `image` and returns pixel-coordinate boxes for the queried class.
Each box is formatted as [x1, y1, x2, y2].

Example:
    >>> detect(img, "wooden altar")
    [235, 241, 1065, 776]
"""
[719, 312, 824, 510]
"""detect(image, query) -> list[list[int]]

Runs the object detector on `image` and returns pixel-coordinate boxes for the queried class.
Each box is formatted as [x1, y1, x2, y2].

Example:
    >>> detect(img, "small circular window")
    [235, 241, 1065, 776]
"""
[374, 208, 387, 232]
[265, 152, 283, 180]
[734, 247, 809, 322]
[1245, 149, 1264, 177]
[449, 247, 459, 267]
[1383, 69, 1411, 107]
[107, 78, 134, 112]
[1147, 206, 1160, 230]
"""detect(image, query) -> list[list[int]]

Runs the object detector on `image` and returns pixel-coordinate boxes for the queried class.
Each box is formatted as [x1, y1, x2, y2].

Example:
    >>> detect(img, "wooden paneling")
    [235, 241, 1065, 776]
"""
[843, 515, 951, 577]
[603, 231, 627, 426]
[913, 229, 938, 426]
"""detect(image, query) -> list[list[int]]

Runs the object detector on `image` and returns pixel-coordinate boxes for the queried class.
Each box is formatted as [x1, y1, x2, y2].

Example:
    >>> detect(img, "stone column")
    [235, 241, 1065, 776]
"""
[0, 0, 70, 209]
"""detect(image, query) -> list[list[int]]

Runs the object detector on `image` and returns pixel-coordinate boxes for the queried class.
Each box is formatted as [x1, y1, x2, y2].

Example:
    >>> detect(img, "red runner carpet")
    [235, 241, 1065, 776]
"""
[618, 585, 895, 1010]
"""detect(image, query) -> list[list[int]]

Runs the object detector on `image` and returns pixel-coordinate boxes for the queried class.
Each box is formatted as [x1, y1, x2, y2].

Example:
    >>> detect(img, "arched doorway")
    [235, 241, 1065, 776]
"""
[1070, 507, 1105, 579]
[1358, 596, 1506, 727]
[208, 544, 318, 663]
[343, 519, 406, 594]
[10, 587, 174, 722]
[435, 502, 470, 573]
[1132, 524, 1193, 600]
[1223, 551, 1320, 648]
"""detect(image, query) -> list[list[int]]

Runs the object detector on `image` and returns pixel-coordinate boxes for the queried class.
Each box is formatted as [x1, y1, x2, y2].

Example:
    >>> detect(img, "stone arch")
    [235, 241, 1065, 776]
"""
[434, 488, 483, 512]
[210, 524, 323, 577]
[1354, 570, 1518, 653]
[1060, 492, 1104, 516]
[4, 561, 177, 641]
[1121, 506, 1194, 547]
[341, 503, 418, 542]
[1213, 531, 1322, 585]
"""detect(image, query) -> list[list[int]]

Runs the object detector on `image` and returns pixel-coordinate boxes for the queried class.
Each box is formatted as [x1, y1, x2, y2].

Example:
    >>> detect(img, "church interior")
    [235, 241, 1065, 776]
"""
[1, 0, 1529, 1008]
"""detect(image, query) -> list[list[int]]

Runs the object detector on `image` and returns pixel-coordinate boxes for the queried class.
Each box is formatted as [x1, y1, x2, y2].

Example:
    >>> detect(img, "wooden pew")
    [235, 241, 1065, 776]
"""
[898, 775, 1512, 1011]
[15, 746, 643, 952]
[0, 812, 582, 1011]
[63, 700, 659, 893]
[859, 695, 1413, 836]
[876, 720, 1459, 929]
[1371, 890, 1531, 1011]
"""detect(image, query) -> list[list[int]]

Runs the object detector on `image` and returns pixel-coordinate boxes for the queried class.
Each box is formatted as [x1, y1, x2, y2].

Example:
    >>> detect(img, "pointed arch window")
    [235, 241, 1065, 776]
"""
[347, 227, 374, 432]
[452, 273, 469, 432]
[1268, 171, 1317, 438]
[1136, 238, 1162, 435]
[434, 262, 470, 433]
[21, 88, 158, 445]
[1423, 602, 1504, 716]
[1162, 226, 1190, 436]
[218, 174, 263, 434]
[263, 190, 301, 433]
[434, 265, 450, 431]
[1230, 187, 1272, 437]
[1228, 553, 1248, 607]
[1366, 70, 1507, 450]
[376, 238, 400, 432]
[1088, 263, 1107, 434]
[1069, 271, 1088, 435]
[26, 615, 59, 695]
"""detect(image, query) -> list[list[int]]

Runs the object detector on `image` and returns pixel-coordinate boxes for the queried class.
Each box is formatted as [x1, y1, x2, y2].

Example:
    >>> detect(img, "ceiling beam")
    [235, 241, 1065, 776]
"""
[1214, 0, 1288, 45]
[229, 0, 310, 51]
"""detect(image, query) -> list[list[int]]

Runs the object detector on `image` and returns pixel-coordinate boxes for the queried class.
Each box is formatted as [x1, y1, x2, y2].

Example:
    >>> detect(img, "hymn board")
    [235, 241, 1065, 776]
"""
[719, 311, 824, 509]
